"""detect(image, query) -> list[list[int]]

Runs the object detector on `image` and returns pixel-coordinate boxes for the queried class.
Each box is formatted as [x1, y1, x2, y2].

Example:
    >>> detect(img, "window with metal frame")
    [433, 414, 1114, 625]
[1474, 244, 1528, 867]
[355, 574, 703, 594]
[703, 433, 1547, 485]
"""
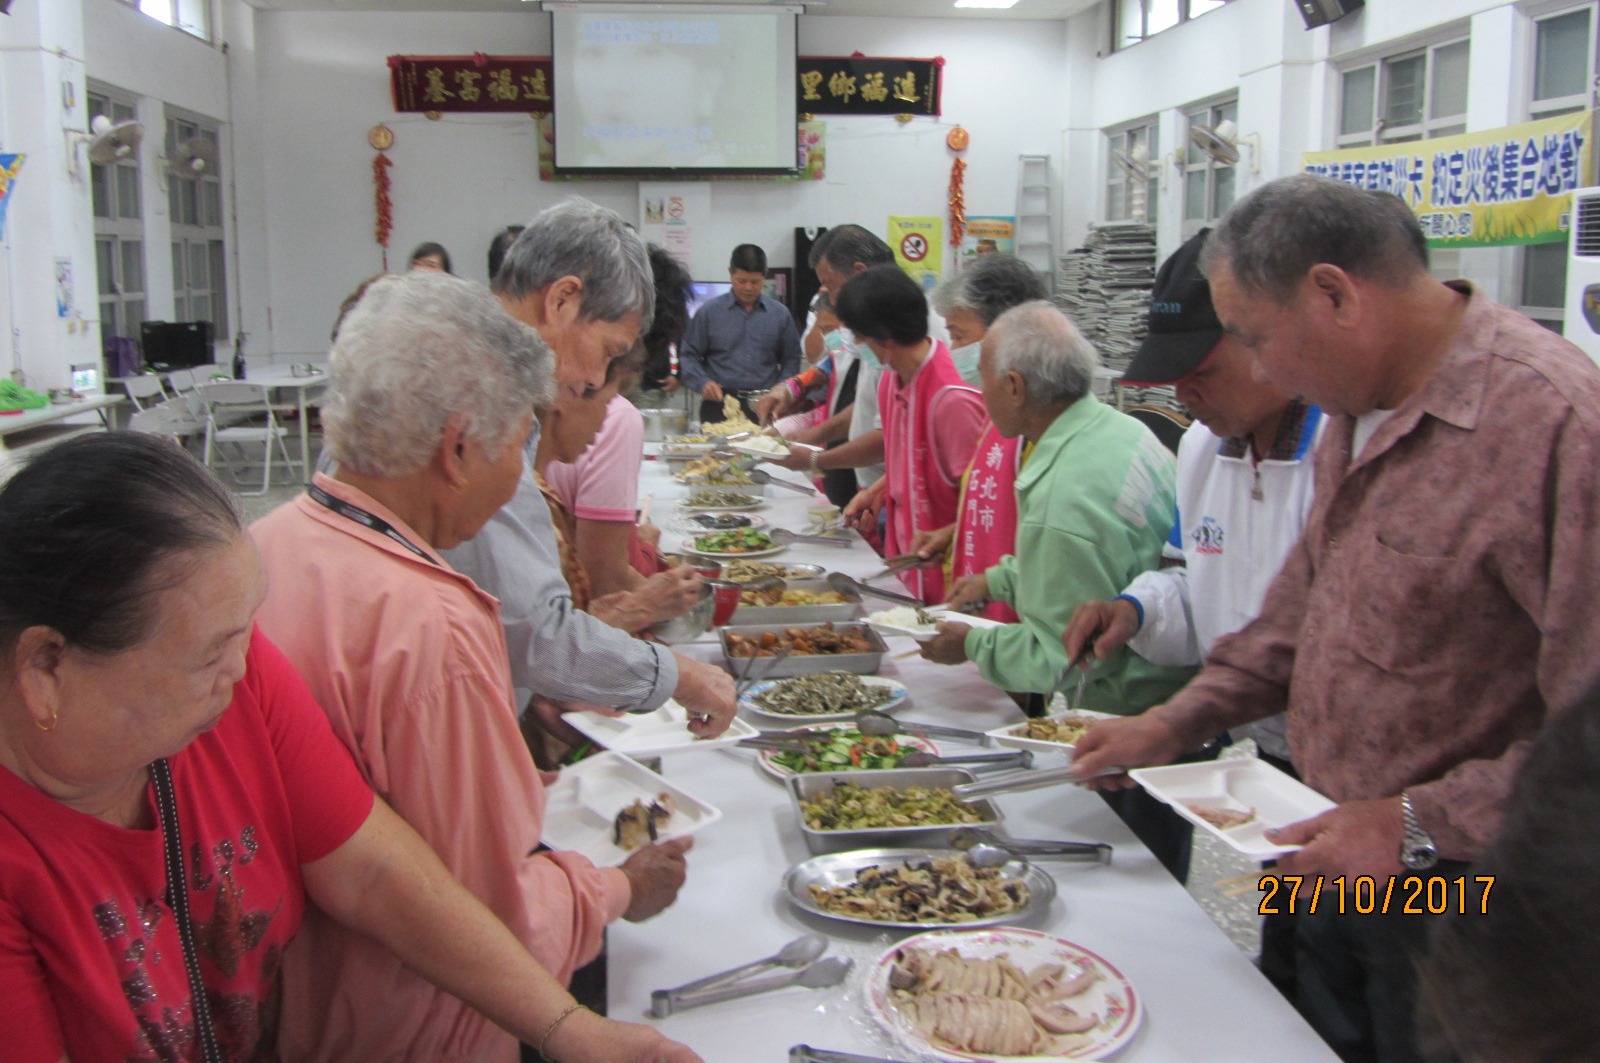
[1337, 38, 1470, 148]
[118, 0, 211, 43]
[1114, 0, 1230, 52]
[1181, 98, 1238, 237]
[88, 86, 147, 354]
[1520, 3, 1597, 330]
[1105, 120, 1161, 225]
[167, 110, 228, 341]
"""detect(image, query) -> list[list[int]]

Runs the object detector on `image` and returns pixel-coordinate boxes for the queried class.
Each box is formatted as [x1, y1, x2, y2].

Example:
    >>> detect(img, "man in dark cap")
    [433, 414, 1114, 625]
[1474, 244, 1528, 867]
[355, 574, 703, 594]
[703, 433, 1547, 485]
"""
[1061, 226, 1322, 995]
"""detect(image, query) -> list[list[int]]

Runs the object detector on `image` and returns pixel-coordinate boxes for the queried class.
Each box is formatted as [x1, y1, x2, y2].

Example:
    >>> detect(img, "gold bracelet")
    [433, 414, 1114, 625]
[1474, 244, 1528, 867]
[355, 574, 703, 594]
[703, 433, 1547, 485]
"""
[808, 450, 823, 478]
[537, 1001, 587, 1061]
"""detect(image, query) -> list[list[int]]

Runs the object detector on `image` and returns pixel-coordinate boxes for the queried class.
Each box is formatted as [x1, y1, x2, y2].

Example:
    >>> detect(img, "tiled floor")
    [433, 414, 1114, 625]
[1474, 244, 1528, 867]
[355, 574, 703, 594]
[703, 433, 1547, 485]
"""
[222, 474, 1266, 961]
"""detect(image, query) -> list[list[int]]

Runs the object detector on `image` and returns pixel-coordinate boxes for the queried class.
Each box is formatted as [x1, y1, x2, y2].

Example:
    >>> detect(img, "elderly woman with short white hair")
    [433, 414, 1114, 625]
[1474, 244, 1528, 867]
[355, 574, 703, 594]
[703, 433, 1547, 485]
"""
[252, 270, 697, 1063]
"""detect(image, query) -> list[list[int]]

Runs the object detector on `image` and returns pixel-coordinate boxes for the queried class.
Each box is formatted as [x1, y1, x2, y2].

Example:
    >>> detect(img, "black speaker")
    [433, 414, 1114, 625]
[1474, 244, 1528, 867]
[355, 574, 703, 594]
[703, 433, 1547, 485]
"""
[140, 320, 215, 371]
[1295, 0, 1363, 30]
[793, 226, 829, 330]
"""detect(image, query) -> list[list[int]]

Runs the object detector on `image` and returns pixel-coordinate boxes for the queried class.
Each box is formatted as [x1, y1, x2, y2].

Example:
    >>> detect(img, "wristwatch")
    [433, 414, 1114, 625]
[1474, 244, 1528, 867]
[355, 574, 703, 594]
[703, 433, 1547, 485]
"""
[1399, 791, 1439, 870]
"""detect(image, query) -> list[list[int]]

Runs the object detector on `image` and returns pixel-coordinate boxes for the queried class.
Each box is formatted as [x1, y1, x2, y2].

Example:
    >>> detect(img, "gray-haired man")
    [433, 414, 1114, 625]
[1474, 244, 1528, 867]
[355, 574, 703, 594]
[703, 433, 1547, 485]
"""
[444, 198, 737, 740]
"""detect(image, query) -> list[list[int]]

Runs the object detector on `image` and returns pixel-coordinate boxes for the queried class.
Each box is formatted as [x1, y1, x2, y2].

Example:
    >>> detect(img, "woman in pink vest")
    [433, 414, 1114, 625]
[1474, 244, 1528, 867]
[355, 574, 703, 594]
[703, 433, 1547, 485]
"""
[910, 256, 1051, 622]
[837, 266, 986, 603]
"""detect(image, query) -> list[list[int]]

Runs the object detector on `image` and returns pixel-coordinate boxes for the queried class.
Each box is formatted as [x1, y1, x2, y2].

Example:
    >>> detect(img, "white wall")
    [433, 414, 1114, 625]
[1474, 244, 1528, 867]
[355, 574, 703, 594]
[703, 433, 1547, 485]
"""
[252, 10, 1071, 358]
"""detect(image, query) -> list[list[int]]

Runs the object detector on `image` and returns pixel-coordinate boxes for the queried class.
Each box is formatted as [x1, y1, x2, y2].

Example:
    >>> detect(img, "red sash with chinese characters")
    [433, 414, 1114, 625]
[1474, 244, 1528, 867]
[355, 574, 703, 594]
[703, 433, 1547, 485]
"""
[948, 422, 1023, 623]
[881, 342, 973, 603]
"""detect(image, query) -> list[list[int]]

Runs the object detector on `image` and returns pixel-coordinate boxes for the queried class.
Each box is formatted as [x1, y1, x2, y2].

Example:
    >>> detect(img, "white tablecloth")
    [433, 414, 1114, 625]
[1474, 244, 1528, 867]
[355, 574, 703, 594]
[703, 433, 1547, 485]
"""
[605, 449, 1337, 1062]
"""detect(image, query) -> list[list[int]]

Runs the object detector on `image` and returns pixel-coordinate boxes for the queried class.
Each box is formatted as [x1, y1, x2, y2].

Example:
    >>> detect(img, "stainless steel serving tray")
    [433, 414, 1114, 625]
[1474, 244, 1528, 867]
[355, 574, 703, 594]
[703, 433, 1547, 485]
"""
[782, 847, 1055, 930]
[730, 578, 862, 627]
[786, 768, 1003, 855]
[720, 622, 887, 679]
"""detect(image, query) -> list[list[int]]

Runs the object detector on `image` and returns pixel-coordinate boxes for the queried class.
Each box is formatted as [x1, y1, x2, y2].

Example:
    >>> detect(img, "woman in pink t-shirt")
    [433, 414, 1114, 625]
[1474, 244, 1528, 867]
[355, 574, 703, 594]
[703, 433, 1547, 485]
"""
[0, 433, 699, 1063]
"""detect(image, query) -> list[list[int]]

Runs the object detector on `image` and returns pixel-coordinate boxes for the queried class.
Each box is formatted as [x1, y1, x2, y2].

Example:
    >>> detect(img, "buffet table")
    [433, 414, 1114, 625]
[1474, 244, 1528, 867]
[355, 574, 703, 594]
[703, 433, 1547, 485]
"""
[607, 447, 1338, 1062]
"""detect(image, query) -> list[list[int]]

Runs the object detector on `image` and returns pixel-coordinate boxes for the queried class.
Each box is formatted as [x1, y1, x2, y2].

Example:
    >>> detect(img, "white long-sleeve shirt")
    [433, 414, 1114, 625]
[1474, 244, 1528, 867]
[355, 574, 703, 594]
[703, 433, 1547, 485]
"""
[1122, 404, 1324, 760]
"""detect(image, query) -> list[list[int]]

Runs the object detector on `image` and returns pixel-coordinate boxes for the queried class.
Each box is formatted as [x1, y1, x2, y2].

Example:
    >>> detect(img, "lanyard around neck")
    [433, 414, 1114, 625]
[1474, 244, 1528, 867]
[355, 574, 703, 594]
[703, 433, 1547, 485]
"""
[308, 483, 438, 566]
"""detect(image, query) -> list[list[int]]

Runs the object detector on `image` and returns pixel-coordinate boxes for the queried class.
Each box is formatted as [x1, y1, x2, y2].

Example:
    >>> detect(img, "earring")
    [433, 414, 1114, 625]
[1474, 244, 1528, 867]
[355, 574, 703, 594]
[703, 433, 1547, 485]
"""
[35, 708, 59, 732]
[450, 479, 468, 494]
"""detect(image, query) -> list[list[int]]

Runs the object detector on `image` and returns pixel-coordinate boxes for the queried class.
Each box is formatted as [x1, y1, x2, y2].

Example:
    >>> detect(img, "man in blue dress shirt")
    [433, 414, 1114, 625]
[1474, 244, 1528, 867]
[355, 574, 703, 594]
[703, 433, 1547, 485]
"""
[677, 244, 801, 423]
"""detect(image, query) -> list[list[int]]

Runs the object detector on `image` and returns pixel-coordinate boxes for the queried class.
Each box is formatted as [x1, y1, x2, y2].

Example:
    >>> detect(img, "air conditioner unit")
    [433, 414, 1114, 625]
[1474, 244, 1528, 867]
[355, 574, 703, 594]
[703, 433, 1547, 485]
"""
[1563, 186, 1600, 363]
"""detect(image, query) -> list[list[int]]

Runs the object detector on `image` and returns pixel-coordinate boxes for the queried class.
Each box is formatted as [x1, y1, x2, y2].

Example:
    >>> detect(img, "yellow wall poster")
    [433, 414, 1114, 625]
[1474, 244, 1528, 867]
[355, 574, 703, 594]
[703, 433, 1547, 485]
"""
[888, 215, 943, 291]
[1302, 110, 1594, 248]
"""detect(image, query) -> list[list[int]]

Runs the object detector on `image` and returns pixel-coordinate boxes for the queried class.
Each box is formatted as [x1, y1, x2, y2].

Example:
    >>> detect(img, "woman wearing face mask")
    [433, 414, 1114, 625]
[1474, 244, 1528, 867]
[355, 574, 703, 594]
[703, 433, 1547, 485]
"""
[910, 255, 1050, 623]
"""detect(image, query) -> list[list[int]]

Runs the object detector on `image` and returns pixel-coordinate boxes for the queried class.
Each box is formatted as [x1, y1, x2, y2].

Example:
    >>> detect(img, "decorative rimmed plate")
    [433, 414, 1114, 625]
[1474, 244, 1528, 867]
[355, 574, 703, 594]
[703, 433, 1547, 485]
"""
[739, 675, 909, 723]
[986, 709, 1121, 757]
[1131, 759, 1336, 859]
[565, 699, 758, 759]
[782, 848, 1055, 929]
[682, 537, 787, 559]
[867, 927, 1142, 1061]
[754, 724, 938, 780]
[670, 512, 770, 535]
[540, 752, 721, 868]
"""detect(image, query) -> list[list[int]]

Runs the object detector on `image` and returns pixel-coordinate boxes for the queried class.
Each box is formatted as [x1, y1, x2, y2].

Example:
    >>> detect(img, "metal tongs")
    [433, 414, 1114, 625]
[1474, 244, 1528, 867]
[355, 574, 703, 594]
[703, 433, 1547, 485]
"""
[650, 935, 852, 1018]
[790, 1046, 916, 1063]
[862, 553, 923, 583]
[949, 826, 1113, 865]
[950, 762, 1129, 802]
[769, 528, 853, 549]
[734, 645, 794, 698]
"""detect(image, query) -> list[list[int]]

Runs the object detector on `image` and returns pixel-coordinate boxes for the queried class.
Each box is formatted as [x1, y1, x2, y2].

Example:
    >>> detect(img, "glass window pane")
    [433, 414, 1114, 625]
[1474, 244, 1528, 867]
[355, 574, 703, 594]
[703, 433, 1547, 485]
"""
[121, 240, 143, 295]
[1212, 165, 1236, 217]
[1117, 0, 1144, 44]
[182, 181, 200, 226]
[101, 300, 119, 343]
[1430, 41, 1469, 121]
[190, 243, 208, 289]
[1107, 181, 1127, 221]
[1147, 0, 1179, 36]
[168, 180, 181, 222]
[1189, 0, 1226, 15]
[88, 93, 108, 119]
[97, 239, 116, 295]
[1214, 100, 1237, 128]
[172, 243, 186, 289]
[1536, 10, 1593, 103]
[1146, 177, 1159, 227]
[116, 165, 140, 220]
[1383, 54, 1425, 131]
[91, 165, 112, 218]
[203, 181, 222, 227]
[175, 295, 188, 321]
[1185, 170, 1207, 220]
[125, 300, 146, 336]
[192, 295, 210, 324]
[1340, 67, 1376, 138]
[112, 101, 136, 124]
[1522, 241, 1569, 308]
[210, 241, 229, 338]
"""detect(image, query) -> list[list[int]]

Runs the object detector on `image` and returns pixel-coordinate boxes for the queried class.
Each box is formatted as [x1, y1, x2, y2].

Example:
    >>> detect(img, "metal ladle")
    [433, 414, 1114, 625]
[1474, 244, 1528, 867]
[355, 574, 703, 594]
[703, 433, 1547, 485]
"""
[827, 572, 924, 607]
[855, 708, 995, 747]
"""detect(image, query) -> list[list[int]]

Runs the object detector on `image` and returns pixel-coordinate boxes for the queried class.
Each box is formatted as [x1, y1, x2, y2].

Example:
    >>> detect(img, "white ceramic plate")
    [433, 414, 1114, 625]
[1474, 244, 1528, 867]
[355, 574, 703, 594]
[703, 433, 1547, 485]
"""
[541, 752, 721, 867]
[986, 709, 1121, 757]
[1131, 758, 1336, 859]
[754, 724, 939, 780]
[566, 699, 758, 759]
[867, 927, 1143, 1061]
[676, 495, 767, 512]
[681, 536, 787, 559]
[739, 674, 910, 723]
[670, 512, 769, 535]
[866, 608, 1009, 641]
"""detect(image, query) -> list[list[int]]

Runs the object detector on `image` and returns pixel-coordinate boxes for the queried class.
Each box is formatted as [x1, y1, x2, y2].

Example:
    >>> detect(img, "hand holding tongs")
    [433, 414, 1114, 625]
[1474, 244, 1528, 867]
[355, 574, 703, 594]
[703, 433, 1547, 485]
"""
[1052, 637, 1097, 710]
[650, 935, 851, 1017]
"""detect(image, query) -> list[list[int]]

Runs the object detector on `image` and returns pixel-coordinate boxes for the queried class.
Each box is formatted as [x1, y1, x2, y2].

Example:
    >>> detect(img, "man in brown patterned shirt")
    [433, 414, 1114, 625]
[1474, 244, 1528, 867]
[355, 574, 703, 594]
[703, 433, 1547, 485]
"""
[1073, 174, 1600, 1062]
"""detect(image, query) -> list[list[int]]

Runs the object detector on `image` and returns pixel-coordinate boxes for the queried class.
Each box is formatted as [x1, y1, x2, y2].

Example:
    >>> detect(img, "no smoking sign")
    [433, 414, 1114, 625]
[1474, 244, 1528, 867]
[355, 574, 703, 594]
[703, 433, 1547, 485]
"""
[900, 232, 929, 262]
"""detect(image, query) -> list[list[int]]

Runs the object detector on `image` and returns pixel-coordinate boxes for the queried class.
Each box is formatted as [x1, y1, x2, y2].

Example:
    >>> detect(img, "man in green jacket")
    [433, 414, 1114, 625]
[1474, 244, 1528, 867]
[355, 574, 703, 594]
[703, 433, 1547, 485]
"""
[923, 300, 1193, 713]
[921, 300, 1198, 879]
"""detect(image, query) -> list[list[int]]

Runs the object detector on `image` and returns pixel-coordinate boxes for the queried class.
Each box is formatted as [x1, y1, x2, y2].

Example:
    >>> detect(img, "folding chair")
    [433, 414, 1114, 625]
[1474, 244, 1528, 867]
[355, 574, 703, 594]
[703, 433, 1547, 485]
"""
[119, 374, 169, 412]
[127, 398, 210, 446]
[197, 381, 297, 496]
